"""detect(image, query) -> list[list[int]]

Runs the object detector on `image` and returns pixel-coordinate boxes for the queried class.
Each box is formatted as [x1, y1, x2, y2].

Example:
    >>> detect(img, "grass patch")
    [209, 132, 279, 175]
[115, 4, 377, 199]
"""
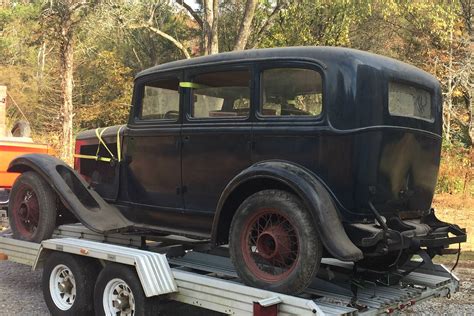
[432, 251, 474, 268]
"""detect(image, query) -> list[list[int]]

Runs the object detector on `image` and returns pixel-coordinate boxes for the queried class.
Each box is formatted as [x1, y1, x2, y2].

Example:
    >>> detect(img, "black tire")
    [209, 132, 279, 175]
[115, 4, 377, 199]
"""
[8, 171, 57, 242]
[42, 252, 100, 315]
[94, 263, 160, 316]
[229, 189, 322, 294]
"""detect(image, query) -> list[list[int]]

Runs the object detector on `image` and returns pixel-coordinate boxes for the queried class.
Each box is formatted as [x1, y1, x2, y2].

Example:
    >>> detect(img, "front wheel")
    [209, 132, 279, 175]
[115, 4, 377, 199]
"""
[8, 171, 57, 242]
[229, 190, 322, 294]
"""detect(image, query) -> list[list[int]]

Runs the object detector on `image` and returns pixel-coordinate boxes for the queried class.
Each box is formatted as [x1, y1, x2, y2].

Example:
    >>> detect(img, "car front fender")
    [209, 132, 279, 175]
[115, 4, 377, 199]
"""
[8, 154, 132, 233]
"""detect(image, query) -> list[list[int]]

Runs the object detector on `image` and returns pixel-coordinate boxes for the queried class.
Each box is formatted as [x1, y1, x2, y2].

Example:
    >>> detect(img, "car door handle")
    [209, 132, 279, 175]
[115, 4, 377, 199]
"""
[183, 136, 190, 143]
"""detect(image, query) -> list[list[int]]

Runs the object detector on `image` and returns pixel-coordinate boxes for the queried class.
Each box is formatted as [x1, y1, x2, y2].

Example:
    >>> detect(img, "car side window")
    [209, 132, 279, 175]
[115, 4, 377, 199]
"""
[189, 70, 250, 118]
[261, 68, 323, 117]
[140, 78, 180, 120]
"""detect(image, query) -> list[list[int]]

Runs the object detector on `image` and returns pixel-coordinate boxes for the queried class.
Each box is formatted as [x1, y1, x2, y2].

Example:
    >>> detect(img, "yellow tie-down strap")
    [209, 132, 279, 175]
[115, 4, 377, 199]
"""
[74, 126, 124, 164]
[179, 82, 208, 89]
[73, 154, 112, 163]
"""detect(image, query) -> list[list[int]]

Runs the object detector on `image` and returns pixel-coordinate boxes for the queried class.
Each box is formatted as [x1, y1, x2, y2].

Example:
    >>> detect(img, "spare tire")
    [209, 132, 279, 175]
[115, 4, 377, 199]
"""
[8, 171, 57, 242]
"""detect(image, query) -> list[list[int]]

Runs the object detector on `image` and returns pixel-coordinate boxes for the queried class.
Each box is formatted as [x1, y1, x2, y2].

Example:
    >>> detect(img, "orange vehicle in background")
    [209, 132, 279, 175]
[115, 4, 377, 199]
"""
[0, 137, 55, 209]
[0, 137, 55, 188]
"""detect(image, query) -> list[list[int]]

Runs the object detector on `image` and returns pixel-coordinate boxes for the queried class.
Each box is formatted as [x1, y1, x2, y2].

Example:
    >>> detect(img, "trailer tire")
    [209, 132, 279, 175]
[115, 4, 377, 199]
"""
[9, 171, 57, 242]
[229, 189, 322, 294]
[94, 263, 160, 316]
[42, 252, 100, 316]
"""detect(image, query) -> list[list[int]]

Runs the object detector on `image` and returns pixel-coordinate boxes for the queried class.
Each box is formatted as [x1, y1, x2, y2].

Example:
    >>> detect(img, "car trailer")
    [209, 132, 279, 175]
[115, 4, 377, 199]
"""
[0, 224, 460, 316]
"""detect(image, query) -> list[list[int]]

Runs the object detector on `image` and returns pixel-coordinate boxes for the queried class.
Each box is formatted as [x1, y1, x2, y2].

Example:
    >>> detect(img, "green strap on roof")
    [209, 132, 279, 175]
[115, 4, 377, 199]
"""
[179, 82, 208, 89]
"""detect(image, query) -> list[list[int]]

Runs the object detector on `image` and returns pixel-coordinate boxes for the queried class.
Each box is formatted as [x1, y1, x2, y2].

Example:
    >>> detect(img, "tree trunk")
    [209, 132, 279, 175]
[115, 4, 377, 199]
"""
[59, 28, 74, 165]
[444, 26, 454, 143]
[234, 0, 258, 51]
[203, 0, 218, 55]
[211, 0, 219, 54]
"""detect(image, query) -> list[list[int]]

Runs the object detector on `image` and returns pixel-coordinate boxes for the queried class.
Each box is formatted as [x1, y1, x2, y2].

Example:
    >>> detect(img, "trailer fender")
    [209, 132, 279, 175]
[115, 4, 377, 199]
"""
[7, 154, 132, 233]
[213, 160, 363, 262]
[33, 238, 178, 297]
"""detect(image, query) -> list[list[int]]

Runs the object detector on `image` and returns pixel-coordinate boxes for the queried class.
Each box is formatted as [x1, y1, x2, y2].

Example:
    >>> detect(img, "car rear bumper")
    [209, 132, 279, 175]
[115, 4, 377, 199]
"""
[344, 210, 467, 257]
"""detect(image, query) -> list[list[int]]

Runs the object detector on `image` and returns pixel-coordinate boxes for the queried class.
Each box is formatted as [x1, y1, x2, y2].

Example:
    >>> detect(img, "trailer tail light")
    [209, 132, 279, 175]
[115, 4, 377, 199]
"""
[253, 297, 281, 316]
[253, 303, 277, 316]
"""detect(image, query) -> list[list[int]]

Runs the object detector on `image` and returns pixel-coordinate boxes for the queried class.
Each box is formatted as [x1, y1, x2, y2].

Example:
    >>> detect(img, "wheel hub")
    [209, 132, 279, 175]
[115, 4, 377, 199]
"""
[241, 208, 300, 282]
[18, 204, 28, 218]
[58, 279, 73, 294]
[12, 185, 39, 236]
[256, 225, 291, 261]
[113, 293, 131, 311]
[104, 278, 135, 315]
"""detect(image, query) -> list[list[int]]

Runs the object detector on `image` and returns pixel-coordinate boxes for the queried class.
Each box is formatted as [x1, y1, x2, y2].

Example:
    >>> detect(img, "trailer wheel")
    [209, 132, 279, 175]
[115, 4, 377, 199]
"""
[229, 190, 322, 294]
[9, 171, 57, 242]
[94, 263, 160, 316]
[42, 252, 99, 315]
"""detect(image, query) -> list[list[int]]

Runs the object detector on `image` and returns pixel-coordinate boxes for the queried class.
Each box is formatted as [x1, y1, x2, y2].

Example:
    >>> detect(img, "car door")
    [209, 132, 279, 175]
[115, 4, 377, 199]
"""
[252, 63, 325, 173]
[181, 65, 253, 231]
[121, 72, 184, 226]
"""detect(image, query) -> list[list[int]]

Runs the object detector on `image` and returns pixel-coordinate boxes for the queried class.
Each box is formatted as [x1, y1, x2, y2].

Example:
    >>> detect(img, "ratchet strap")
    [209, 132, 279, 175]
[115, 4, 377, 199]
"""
[74, 126, 124, 163]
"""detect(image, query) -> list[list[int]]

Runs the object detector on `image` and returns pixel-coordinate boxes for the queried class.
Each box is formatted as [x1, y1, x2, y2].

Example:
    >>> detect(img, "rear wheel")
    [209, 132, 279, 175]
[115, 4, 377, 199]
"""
[229, 190, 322, 294]
[8, 171, 57, 242]
[94, 263, 160, 316]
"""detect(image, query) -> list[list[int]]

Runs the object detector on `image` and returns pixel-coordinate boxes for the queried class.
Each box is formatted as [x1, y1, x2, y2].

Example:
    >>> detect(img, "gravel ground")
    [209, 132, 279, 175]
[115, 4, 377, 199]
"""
[0, 261, 48, 316]
[408, 268, 474, 315]
[1, 260, 473, 316]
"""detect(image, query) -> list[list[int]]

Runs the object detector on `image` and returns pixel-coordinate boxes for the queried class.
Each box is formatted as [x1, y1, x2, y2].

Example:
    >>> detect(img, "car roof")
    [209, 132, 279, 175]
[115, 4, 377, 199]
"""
[135, 46, 435, 83]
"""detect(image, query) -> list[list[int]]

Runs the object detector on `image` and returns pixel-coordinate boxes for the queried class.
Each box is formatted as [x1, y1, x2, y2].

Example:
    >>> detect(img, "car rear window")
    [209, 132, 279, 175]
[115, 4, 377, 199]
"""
[388, 82, 432, 121]
[261, 68, 323, 117]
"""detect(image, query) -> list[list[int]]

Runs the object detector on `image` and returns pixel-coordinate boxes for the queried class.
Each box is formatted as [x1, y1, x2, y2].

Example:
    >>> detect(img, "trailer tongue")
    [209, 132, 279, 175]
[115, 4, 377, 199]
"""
[0, 224, 459, 315]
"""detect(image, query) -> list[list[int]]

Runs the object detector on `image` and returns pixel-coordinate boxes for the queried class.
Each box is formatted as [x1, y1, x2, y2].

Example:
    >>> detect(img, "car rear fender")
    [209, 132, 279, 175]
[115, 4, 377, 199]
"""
[213, 160, 363, 262]
[7, 154, 132, 233]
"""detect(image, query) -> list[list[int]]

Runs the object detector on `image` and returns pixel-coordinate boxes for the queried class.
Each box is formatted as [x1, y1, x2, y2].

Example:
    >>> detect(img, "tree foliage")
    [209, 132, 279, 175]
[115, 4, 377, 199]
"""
[0, 0, 472, 192]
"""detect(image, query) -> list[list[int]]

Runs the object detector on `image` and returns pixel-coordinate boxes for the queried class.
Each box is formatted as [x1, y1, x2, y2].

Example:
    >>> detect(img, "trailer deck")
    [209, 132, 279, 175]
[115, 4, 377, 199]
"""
[0, 224, 460, 315]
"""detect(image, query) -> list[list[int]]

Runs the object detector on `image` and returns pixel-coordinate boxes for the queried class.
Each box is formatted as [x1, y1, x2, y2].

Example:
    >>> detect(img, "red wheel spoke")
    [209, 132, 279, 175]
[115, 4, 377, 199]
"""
[242, 208, 300, 281]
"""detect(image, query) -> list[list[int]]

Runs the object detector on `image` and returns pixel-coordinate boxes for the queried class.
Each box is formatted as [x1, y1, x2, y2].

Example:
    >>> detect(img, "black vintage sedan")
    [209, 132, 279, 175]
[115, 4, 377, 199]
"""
[7, 47, 466, 294]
